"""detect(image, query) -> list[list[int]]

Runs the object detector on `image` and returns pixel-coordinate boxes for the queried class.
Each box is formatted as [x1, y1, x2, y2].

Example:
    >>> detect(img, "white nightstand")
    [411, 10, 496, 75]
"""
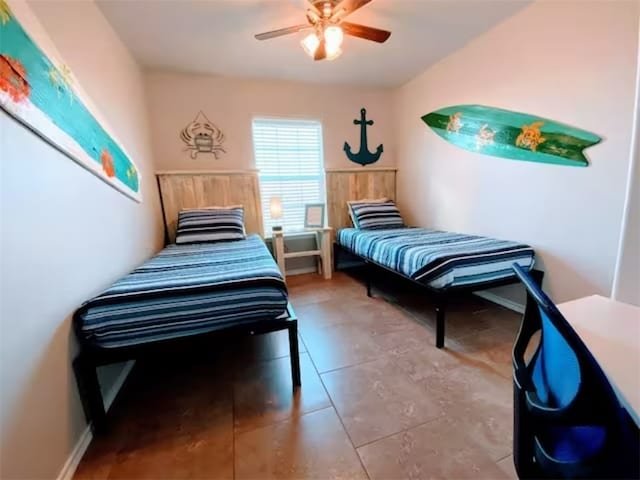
[272, 227, 333, 280]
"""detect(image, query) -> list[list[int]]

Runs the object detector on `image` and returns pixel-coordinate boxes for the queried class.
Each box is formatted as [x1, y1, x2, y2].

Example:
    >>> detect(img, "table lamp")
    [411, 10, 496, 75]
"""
[270, 197, 283, 232]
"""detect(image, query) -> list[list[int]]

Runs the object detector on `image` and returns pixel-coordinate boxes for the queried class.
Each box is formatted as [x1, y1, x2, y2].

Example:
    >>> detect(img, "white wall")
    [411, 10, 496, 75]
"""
[393, 0, 639, 303]
[146, 72, 395, 171]
[0, 1, 163, 478]
[614, 151, 639, 306]
[613, 30, 640, 306]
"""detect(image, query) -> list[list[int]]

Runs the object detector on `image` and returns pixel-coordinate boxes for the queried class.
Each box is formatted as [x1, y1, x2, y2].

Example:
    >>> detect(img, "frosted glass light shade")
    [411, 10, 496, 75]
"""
[301, 27, 343, 61]
[270, 197, 283, 219]
[324, 26, 343, 50]
[301, 33, 320, 57]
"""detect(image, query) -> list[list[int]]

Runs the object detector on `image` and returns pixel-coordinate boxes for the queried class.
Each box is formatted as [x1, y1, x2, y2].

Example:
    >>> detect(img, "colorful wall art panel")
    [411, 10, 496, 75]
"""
[344, 108, 383, 166]
[180, 111, 226, 159]
[0, 0, 141, 201]
[421, 105, 601, 167]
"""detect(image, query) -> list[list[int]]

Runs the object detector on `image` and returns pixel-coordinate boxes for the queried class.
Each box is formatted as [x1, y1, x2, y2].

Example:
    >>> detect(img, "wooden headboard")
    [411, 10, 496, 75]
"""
[156, 170, 264, 243]
[326, 167, 397, 231]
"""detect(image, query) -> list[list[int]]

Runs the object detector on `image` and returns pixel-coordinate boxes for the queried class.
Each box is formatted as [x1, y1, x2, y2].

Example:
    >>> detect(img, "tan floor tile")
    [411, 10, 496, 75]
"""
[441, 368, 513, 462]
[357, 417, 509, 480]
[106, 389, 234, 479]
[74, 441, 119, 480]
[288, 273, 367, 307]
[303, 322, 383, 372]
[322, 355, 444, 446]
[389, 346, 513, 462]
[295, 295, 402, 333]
[400, 300, 497, 340]
[482, 303, 522, 335]
[233, 353, 331, 434]
[302, 316, 434, 373]
[496, 455, 518, 479]
[235, 329, 306, 363]
[446, 326, 516, 379]
[107, 427, 233, 479]
[234, 407, 368, 480]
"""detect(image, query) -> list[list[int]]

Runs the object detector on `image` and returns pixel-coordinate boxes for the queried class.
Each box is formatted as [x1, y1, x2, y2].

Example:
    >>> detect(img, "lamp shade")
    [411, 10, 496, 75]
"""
[300, 28, 343, 61]
[301, 33, 320, 57]
[269, 197, 283, 219]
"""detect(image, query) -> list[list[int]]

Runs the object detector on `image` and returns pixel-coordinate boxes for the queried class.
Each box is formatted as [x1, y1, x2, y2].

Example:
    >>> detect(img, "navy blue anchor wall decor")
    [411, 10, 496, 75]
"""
[344, 108, 384, 166]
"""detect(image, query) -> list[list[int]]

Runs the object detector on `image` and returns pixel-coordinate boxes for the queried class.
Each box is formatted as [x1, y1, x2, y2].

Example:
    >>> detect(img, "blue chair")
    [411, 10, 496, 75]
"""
[511, 264, 639, 479]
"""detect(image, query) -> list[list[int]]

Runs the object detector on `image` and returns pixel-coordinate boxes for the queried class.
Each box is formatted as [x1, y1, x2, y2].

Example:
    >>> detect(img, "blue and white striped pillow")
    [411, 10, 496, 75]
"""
[175, 207, 246, 244]
[348, 200, 405, 230]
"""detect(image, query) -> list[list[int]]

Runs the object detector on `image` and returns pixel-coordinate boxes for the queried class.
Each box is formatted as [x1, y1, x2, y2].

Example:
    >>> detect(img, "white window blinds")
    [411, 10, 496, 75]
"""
[252, 118, 325, 235]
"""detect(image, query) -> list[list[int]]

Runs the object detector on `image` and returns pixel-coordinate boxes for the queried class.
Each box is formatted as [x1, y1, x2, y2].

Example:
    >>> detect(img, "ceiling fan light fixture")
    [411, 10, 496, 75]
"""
[325, 46, 342, 60]
[324, 25, 344, 48]
[301, 32, 320, 57]
[301, 26, 343, 60]
[256, 0, 390, 61]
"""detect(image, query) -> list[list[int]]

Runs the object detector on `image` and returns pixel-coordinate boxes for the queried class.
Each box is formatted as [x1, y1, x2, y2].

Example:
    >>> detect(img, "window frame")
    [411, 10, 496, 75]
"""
[252, 116, 326, 237]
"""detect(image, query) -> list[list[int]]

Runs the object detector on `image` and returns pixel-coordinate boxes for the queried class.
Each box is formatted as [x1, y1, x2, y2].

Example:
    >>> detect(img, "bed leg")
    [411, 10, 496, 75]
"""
[288, 321, 302, 389]
[435, 300, 446, 349]
[73, 353, 107, 434]
[365, 261, 373, 298]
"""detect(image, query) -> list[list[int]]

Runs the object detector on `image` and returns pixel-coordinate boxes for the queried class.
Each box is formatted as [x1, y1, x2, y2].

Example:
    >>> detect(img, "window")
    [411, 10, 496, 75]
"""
[252, 118, 325, 235]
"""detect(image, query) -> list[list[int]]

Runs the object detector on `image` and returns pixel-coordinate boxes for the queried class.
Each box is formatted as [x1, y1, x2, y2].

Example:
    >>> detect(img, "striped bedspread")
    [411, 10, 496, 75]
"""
[76, 235, 288, 348]
[337, 227, 534, 289]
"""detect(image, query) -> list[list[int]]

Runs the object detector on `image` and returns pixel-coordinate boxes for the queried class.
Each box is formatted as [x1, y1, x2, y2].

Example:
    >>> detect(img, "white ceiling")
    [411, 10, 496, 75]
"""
[97, 0, 530, 88]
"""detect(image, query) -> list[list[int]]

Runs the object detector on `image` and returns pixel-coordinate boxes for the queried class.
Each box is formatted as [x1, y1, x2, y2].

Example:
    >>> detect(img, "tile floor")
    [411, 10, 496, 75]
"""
[75, 271, 522, 480]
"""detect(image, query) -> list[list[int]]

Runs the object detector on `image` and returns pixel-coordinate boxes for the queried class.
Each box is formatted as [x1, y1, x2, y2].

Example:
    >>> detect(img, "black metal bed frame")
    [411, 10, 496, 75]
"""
[72, 303, 301, 434]
[333, 242, 543, 349]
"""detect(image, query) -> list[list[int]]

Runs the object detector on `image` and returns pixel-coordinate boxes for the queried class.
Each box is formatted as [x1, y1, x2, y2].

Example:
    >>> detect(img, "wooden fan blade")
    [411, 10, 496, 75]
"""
[341, 21, 391, 43]
[306, 0, 322, 17]
[314, 38, 327, 60]
[255, 24, 310, 40]
[329, 0, 372, 21]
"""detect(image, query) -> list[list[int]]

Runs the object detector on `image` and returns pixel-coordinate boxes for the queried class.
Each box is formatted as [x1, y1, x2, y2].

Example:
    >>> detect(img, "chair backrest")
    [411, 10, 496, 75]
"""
[512, 265, 640, 478]
[531, 307, 581, 408]
[512, 264, 621, 416]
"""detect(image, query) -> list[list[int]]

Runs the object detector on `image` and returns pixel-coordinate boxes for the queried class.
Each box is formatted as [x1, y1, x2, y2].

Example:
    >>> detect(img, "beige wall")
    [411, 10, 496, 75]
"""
[146, 72, 395, 171]
[0, 1, 163, 478]
[393, 0, 639, 303]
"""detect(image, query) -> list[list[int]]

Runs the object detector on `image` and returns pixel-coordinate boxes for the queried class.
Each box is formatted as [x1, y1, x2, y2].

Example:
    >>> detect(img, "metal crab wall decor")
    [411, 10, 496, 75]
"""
[180, 111, 226, 159]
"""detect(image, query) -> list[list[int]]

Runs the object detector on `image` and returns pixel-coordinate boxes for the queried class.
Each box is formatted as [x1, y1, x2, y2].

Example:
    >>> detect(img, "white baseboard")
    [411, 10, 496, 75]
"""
[57, 425, 92, 480]
[57, 360, 135, 480]
[474, 291, 525, 314]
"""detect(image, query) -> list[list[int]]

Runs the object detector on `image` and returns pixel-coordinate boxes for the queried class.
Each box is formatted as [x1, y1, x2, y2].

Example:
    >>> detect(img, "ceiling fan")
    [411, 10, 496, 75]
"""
[254, 0, 391, 61]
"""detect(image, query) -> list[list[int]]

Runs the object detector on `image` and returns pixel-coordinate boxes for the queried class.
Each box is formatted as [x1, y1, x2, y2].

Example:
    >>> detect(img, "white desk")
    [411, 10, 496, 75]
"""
[558, 295, 640, 425]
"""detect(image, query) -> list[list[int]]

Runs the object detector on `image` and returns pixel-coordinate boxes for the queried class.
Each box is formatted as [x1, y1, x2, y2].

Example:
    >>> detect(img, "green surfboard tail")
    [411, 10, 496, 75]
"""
[421, 105, 601, 167]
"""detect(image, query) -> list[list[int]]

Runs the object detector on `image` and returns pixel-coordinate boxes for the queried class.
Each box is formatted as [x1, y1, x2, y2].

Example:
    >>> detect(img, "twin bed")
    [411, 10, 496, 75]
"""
[337, 227, 535, 290]
[73, 219, 301, 433]
[334, 200, 537, 348]
[73, 178, 537, 432]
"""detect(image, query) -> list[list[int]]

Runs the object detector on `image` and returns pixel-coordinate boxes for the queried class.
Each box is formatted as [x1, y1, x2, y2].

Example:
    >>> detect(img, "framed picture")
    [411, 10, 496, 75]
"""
[304, 203, 325, 229]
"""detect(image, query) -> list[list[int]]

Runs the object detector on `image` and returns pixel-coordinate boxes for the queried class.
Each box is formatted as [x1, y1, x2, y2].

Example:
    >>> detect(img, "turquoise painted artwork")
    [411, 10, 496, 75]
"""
[0, 0, 141, 201]
[422, 105, 602, 167]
